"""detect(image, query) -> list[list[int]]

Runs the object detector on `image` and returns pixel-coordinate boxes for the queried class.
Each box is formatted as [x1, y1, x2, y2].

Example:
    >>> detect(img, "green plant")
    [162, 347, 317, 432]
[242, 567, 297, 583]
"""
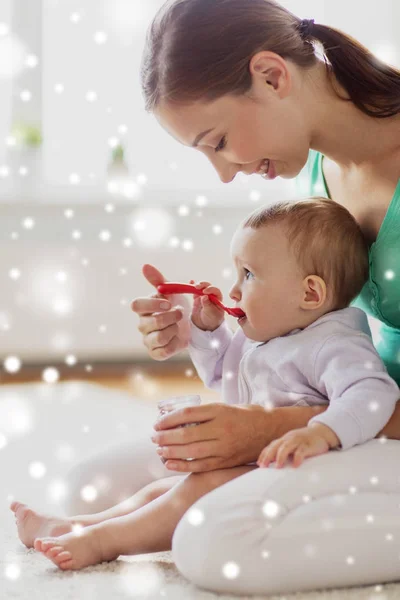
[11, 122, 43, 147]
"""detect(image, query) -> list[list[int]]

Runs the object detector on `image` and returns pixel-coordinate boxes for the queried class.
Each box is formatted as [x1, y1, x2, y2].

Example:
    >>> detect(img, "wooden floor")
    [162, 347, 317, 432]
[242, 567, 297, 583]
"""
[1, 360, 220, 406]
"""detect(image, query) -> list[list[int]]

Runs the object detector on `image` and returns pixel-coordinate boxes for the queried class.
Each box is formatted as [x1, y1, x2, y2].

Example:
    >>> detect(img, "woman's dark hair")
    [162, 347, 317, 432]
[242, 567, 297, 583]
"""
[141, 0, 400, 118]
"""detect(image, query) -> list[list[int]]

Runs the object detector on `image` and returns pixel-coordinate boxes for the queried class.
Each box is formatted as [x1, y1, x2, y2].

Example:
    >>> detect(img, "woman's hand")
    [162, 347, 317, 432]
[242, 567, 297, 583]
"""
[189, 280, 225, 331]
[131, 264, 191, 361]
[151, 403, 276, 472]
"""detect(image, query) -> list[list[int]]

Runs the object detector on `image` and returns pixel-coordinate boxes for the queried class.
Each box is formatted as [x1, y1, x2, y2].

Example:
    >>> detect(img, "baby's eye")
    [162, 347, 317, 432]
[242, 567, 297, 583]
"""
[244, 268, 254, 280]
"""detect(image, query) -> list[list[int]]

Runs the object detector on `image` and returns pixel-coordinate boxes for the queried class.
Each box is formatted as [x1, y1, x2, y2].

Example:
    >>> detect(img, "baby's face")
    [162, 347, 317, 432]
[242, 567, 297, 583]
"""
[229, 224, 305, 342]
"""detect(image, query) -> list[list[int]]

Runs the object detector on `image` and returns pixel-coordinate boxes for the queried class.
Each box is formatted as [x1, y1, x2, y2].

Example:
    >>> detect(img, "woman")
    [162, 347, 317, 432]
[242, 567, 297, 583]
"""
[66, 0, 400, 594]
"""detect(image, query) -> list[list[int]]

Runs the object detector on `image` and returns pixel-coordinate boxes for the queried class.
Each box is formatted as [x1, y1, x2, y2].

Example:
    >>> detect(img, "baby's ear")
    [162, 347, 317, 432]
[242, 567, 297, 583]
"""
[301, 275, 327, 310]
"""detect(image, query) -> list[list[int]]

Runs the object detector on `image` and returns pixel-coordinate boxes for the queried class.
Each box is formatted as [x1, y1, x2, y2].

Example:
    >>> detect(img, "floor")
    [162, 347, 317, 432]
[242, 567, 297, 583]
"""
[1, 359, 220, 405]
[2, 363, 399, 599]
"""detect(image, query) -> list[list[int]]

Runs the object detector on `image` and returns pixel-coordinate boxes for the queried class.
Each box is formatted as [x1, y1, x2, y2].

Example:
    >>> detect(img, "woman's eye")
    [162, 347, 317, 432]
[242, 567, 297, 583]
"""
[244, 268, 253, 280]
[214, 135, 227, 153]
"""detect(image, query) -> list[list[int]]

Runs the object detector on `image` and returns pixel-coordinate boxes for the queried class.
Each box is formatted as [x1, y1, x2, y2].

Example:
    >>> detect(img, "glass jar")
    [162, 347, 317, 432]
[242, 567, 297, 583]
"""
[157, 395, 202, 463]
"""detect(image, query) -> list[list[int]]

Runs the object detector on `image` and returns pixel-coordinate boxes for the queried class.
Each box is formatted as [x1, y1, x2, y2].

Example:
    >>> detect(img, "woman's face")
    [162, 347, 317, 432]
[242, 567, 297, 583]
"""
[154, 55, 312, 184]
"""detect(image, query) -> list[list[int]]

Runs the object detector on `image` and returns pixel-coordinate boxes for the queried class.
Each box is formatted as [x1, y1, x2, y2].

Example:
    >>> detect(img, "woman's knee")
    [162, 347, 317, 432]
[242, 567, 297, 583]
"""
[172, 467, 257, 587]
[172, 482, 236, 590]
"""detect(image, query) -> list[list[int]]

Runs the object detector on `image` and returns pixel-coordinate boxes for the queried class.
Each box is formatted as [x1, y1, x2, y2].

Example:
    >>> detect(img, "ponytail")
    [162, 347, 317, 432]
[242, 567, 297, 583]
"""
[309, 23, 400, 118]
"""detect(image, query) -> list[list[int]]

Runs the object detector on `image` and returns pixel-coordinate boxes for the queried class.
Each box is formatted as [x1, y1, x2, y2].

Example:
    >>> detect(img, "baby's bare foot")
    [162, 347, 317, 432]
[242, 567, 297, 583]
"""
[34, 526, 118, 571]
[10, 501, 75, 549]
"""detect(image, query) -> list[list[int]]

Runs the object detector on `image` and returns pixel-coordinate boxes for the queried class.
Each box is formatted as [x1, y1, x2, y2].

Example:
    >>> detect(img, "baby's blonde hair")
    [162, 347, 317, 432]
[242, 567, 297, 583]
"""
[242, 197, 369, 310]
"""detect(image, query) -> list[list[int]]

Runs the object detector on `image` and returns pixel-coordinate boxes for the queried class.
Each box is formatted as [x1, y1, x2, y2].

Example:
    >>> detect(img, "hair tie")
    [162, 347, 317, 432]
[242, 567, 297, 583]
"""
[298, 18, 315, 38]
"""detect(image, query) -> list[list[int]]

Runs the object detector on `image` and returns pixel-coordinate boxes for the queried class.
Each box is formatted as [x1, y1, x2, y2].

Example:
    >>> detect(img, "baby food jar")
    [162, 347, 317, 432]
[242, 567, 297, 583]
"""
[157, 394, 202, 463]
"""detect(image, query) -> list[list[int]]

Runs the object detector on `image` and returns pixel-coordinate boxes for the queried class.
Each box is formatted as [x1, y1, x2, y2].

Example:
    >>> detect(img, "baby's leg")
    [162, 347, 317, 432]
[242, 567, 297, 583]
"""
[11, 476, 184, 549]
[34, 464, 257, 571]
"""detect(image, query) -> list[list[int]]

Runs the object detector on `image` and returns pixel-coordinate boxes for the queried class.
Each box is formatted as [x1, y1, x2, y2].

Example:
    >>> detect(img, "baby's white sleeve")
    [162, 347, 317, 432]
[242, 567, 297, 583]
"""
[308, 333, 399, 450]
[188, 320, 233, 393]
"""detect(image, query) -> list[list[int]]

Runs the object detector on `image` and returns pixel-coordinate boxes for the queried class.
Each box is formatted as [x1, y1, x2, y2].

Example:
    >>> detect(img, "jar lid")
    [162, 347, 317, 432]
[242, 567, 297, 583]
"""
[157, 394, 201, 411]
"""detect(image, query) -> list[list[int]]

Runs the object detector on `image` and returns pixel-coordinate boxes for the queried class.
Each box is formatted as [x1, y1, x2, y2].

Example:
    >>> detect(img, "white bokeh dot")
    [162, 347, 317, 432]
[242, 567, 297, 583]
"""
[42, 367, 59, 384]
[94, 31, 108, 44]
[186, 507, 205, 526]
[385, 269, 395, 280]
[182, 239, 194, 252]
[9, 268, 21, 281]
[5, 563, 21, 580]
[65, 354, 77, 366]
[222, 561, 240, 580]
[29, 461, 47, 479]
[81, 485, 98, 503]
[262, 500, 281, 519]
[4, 355, 21, 373]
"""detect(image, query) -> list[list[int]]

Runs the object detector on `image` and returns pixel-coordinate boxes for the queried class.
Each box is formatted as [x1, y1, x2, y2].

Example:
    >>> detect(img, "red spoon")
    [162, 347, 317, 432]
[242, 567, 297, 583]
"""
[157, 282, 246, 318]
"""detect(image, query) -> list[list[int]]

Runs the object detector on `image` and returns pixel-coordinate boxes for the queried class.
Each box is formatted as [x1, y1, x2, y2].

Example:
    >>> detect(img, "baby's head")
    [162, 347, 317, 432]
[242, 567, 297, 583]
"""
[229, 197, 369, 343]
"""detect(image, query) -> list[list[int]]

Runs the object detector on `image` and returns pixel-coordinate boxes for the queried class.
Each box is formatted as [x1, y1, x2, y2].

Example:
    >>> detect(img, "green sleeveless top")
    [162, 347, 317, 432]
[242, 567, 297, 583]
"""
[298, 150, 400, 385]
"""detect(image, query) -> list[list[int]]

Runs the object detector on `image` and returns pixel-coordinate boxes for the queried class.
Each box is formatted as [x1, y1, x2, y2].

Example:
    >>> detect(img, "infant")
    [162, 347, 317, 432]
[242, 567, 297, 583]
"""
[188, 197, 399, 467]
[10, 197, 398, 572]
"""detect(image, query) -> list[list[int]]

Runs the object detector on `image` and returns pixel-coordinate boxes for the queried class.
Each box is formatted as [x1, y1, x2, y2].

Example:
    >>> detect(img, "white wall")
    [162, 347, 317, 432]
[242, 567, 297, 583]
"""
[0, 203, 271, 363]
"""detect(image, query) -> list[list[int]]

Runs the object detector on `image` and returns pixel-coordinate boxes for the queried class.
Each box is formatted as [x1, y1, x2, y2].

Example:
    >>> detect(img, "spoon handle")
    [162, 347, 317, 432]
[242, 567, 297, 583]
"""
[157, 282, 244, 317]
[157, 283, 203, 295]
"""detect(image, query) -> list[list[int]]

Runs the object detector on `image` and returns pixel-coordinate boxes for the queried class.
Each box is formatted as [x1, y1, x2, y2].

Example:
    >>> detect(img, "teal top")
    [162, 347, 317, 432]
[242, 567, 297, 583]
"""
[298, 150, 400, 385]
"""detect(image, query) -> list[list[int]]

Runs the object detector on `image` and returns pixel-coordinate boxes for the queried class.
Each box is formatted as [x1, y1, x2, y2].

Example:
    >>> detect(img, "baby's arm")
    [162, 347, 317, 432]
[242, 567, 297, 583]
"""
[188, 320, 234, 393]
[308, 332, 400, 450]
[258, 331, 399, 468]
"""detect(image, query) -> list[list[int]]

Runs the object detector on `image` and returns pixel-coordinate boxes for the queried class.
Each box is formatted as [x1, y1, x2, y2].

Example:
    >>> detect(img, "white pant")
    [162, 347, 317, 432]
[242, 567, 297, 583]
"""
[64, 430, 400, 595]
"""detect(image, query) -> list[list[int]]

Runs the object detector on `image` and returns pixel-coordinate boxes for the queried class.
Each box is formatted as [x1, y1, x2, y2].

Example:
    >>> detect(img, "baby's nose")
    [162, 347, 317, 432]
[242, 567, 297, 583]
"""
[229, 286, 240, 301]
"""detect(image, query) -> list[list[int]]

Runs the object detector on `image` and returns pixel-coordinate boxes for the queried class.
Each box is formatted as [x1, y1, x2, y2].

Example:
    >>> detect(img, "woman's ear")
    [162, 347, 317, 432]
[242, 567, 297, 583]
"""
[300, 275, 327, 310]
[249, 51, 291, 98]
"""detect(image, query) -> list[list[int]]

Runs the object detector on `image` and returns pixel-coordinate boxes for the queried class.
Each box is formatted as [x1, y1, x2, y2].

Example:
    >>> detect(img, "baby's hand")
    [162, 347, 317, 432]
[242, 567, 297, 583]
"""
[257, 424, 340, 469]
[189, 280, 225, 332]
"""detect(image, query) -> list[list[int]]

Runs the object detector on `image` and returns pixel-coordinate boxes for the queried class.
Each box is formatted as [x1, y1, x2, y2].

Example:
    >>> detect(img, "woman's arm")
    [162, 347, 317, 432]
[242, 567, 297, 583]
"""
[152, 401, 400, 474]
[272, 401, 400, 443]
[153, 403, 330, 472]
[377, 400, 400, 439]
[265, 405, 328, 444]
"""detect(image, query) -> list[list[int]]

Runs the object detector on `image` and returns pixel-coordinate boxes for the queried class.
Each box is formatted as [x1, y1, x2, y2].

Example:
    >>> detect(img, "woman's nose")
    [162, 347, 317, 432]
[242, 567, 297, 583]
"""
[208, 155, 239, 184]
[218, 169, 237, 184]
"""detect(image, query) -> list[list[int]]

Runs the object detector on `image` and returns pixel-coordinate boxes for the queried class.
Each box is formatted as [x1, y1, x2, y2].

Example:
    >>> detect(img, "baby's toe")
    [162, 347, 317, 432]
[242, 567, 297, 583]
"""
[58, 559, 74, 571]
[37, 538, 55, 552]
[10, 501, 22, 513]
[56, 551, 73, 568]
[47, 545, 65, 558]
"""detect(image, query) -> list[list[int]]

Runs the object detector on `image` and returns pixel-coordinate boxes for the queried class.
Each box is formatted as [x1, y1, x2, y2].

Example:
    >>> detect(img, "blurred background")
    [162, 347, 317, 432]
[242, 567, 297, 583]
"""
[0, 0, 399, 397]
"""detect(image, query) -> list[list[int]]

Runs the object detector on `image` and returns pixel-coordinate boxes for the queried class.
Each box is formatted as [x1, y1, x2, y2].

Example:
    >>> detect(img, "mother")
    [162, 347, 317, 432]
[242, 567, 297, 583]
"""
[66, 0, 400, 595]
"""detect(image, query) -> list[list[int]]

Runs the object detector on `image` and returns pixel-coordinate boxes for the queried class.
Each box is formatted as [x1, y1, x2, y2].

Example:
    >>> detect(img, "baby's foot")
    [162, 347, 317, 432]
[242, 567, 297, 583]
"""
[10, 501, 75, 549]
[34, 526, 118, 571]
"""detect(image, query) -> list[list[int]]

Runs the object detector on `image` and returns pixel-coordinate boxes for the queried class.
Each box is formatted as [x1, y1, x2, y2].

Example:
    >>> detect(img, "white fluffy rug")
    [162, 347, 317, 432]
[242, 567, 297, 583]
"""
[1, 381, 399, 599]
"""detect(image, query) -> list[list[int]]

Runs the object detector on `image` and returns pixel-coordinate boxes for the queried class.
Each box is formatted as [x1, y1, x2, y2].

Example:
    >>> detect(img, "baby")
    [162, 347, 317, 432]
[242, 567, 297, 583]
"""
[10, 197, 399, 571]
[188, 197, 399, 468]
